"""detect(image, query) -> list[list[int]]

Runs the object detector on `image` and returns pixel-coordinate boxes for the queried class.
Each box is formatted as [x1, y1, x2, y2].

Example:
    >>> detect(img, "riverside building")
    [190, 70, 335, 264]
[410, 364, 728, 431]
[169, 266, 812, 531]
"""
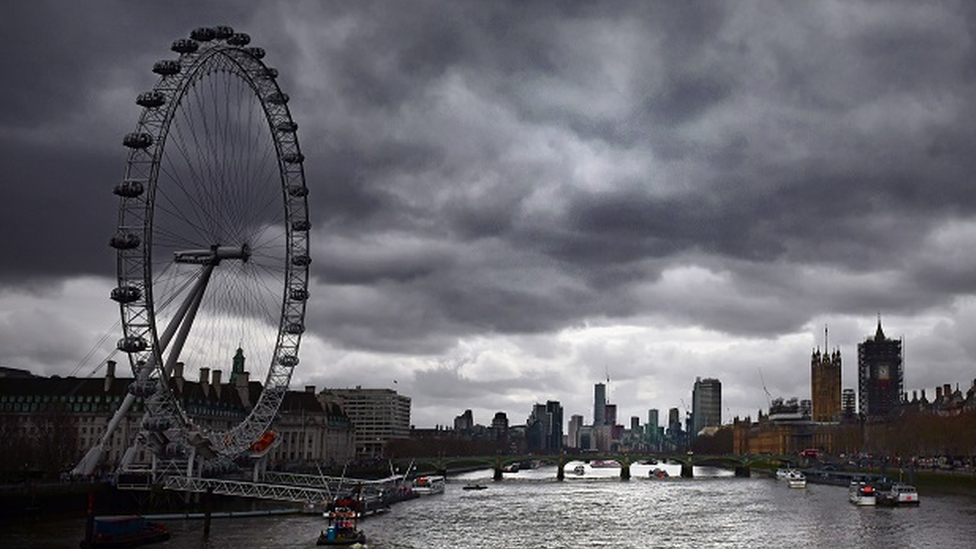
[321, 387, 411, 459]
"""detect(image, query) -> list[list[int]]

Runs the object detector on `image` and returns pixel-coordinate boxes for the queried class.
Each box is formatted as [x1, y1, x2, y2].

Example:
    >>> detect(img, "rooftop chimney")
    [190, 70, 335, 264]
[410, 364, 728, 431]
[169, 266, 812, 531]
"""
[212, 370, 222, 399]
[173, 361, 185, 393]
[200, 367, 210, 396]
[236, 371, 251, 408]
[104, 360, 116, 392]
[305, 385, 315, 394]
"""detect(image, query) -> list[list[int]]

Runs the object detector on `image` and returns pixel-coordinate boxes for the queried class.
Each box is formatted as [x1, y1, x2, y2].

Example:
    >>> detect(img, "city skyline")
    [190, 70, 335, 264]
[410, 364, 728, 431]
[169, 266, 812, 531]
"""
[4, 3, 976, 429]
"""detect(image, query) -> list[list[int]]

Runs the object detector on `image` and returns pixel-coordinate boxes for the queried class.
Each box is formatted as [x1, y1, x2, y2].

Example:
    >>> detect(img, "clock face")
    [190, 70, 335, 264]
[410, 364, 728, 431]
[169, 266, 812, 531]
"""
[877, 364, 890, 380]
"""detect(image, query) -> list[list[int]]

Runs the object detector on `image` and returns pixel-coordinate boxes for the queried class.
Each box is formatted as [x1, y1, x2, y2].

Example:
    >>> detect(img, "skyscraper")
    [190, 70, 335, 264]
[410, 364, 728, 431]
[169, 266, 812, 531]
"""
[811, 344, 842, 422]
[692, 377, 722, 437]
[568, 414, 584, 449]
[604, 403, 617, 427]
[594, 383, 606, 426]
[527, 400, 564, 453]
[647, 409, 659, 430]
[667, 407, 681, 436]
[546, 400, 564, 451]
[857, 317, 903, 418]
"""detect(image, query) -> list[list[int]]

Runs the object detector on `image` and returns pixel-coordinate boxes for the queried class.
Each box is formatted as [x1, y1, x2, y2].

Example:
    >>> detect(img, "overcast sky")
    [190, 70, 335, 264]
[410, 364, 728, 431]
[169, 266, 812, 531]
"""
[3, 1, 976, 430]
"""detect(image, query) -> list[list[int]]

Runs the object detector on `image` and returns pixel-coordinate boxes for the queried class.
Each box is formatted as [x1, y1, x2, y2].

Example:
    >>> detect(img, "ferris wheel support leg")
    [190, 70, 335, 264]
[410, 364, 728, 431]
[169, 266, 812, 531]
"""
[71, 361, 153, 476]
[186, 446, 197, 478]
[162, 263, 215, 380]
[72, 268, 217, 477]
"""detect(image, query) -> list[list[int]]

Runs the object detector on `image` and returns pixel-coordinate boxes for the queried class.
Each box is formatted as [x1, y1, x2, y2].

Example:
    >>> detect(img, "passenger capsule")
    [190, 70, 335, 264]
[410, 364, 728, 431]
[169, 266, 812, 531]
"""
[281, 151, 303, 163]
[258, 67, 278, 79]
[227, 33, 250, 46]
[111, 285, 142, 303]
[190, 27, 216, 41]
[275, 120, 298, 133]
[266, 92, 289, 105]
[243, 46, 266, 59]
[287, 185, 309, 198]
[278, 355, 299, 367]
[136, 91, 165, 108]
[213, 25, 235, 40]
[289, 288, 310, 301]
[291, 254, 311, 267]
[285, 322, 305, 335]
[152, 60, 181, 76]
[171, 38, 199, 54]
[110, 233, 141, 250]
[128, 380, 156, 397]
[123, 132, 154, 149]
[291, 220, 311, 232]
[113, 180, 145, 198]
[117, 336, 148, 353]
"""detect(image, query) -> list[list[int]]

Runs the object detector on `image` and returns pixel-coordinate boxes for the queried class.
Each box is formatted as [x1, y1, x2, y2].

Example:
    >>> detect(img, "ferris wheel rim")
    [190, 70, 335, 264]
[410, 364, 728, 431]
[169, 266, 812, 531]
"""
[111, 26, 310, 465]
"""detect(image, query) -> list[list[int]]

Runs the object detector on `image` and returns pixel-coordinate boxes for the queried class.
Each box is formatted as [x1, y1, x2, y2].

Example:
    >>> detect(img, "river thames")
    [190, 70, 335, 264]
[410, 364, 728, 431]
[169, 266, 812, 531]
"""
[4, 463, 976, 548]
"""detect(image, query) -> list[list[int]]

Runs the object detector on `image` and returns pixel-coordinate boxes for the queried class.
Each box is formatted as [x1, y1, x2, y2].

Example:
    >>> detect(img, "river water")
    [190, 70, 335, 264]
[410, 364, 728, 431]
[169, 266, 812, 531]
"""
[5, 462, 976, 548]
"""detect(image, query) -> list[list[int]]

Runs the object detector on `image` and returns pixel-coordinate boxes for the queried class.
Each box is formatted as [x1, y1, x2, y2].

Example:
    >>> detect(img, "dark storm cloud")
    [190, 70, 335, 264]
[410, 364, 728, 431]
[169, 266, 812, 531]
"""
[271, 0, 976, 354]
[0, 0, 260, 285]
[6, 1, 976, 422]
[0, 137, 118, 283]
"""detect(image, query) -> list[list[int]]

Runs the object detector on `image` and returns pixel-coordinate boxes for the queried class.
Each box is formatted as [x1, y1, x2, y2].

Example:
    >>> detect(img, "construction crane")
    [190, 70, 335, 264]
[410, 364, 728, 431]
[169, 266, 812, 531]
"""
[758, 368, 772, 409]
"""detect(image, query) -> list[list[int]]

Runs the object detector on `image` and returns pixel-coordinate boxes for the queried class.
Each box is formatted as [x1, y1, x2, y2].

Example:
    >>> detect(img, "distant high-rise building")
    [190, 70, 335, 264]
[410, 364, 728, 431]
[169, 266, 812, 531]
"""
[454, 409, 474, 431]
[527, 404, 547, 452]
[547, 400, 564, 451]
[647, 409, 659, 430]
[692, 377, 722, 437]
[811, 341, 842, 422]
[594, 383, 607, 426]
[841, 388, 856, 419]
[491, 411, 509, 445]
[630, 416, 640, 432]
[604, 403, 617, 427]
[667, 407, 681, 435]
[647, 409, 661, 450]
[568, 414, 584, 449]
[857, 318, 903, 417]
[526, 400, 564, 453]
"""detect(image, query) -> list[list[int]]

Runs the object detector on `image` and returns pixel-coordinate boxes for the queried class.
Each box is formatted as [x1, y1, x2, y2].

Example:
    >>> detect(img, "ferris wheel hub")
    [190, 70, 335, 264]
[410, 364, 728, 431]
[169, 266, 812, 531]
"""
[174, 244, 251, 265]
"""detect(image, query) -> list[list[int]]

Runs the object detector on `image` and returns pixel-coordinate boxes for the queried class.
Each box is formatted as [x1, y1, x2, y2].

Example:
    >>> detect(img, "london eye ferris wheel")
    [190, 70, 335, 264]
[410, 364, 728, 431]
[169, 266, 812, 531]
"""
[77, 25, 310, 476]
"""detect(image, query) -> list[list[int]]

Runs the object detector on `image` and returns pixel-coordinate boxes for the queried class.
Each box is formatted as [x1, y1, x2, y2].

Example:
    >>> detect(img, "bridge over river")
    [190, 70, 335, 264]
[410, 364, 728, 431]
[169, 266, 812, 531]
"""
[392, 453, 801, 480]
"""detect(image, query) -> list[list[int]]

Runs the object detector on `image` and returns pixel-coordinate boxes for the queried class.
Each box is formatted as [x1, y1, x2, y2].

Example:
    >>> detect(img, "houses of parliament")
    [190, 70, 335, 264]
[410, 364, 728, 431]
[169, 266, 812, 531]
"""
[734, 318, 976, 457]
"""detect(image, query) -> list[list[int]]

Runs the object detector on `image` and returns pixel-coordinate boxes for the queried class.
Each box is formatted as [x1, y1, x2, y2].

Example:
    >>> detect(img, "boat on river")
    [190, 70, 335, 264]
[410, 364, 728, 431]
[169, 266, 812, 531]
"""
[785, 470, 806, 489]
[649, 467, 669, 479]
[462, 483, 488, 491]
[412, 475, 445, 495]
[775, 467, 800, 480]
[877, 483, 920, 506]
[80, 515, 170, 549]
[317, 507, 367, 546]
[849, 482, 877, 506]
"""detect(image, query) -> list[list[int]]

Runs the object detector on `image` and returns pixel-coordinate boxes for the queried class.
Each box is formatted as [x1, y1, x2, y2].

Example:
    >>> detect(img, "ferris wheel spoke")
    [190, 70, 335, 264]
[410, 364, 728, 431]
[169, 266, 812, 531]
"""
[161, 128, 224, 242]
